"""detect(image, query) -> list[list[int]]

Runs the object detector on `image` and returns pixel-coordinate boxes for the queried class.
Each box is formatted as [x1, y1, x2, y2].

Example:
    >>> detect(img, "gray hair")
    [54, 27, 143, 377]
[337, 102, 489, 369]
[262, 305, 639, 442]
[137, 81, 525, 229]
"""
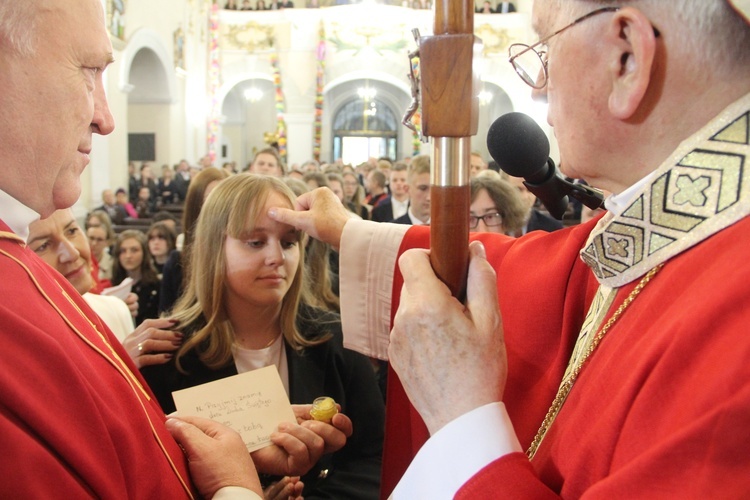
[556, 0, 750, 75]
[0, 2, 38, 57]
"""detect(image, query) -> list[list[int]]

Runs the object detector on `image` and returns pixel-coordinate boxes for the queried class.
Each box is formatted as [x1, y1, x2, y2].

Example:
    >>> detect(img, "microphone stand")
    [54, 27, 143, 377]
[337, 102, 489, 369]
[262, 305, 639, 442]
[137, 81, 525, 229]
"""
[522, 158, 605, 220]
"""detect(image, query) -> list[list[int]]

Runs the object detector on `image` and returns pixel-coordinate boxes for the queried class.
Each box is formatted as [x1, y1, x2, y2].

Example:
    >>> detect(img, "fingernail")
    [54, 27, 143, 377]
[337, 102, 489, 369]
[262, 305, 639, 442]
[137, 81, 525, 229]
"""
[473, 241, 487, 259]
[170, 319, 181, 326]
[172, 340, 183, 346]
[268, 208, 278, 219]
[164, 353, 173, 359]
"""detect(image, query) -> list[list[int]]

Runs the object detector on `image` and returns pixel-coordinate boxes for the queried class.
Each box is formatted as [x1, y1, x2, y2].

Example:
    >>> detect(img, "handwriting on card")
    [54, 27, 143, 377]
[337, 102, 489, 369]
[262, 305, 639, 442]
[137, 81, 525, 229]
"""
[172, 365, 296, 452]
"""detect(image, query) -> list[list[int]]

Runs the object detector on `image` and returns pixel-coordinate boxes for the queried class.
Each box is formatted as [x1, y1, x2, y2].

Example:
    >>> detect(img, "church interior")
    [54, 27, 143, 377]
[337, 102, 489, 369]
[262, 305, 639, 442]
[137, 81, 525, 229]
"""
[82, 0, 552, 216]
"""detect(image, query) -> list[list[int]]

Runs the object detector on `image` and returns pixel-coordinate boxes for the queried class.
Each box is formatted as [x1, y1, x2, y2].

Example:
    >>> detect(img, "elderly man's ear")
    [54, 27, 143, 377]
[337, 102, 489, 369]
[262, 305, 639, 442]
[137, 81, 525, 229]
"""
[605, 7, 659, 120]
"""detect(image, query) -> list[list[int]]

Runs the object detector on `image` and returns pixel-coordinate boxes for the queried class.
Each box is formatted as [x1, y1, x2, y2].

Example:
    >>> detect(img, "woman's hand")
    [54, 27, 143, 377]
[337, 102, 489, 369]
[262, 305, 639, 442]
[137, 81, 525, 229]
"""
[122, 318, 183, 368]
[124, 292, 139, 318]
[251, 406, 352, 477]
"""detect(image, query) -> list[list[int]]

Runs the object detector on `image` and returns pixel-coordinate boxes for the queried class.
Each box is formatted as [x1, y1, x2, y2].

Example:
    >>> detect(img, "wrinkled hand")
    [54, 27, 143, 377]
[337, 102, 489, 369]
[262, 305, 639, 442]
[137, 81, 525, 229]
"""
[251, 404, 352, 477]
[263, 476, 304, 500]
[267, 187, 355, 252]
[124, 292, 139, 318]
[389, 241, 507, 435]
[122, 318, 183, 368]
[165, 416, 262, 499]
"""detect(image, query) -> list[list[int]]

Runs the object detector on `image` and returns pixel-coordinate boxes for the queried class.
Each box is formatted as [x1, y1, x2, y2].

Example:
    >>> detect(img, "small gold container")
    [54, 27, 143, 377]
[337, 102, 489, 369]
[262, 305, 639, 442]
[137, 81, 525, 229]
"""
[309, 396, 338, 423]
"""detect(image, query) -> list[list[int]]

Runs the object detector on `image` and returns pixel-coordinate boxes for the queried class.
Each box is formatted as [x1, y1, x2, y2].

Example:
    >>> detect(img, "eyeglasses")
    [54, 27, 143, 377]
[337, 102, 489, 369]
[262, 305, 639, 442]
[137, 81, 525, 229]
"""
[469, 212, 503, 229]
[509, 6, 621, 89]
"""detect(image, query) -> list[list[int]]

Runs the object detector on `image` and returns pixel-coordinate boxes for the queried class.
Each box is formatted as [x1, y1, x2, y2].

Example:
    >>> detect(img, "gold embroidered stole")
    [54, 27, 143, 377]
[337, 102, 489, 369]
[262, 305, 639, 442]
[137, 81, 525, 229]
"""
[531, 93, 750, 458]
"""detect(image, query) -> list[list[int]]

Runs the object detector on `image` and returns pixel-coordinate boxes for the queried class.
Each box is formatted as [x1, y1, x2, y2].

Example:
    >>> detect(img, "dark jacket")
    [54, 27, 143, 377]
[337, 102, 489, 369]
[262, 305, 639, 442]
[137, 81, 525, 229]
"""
[392, 213, 412, 225]
[132, 279, 160, 325]
[94, 203, 128, 225]
[371, 197, 394, 223]
[158, 249, 183, 314]
[526, 208, 564, 233]
[141, 305, 384, 499]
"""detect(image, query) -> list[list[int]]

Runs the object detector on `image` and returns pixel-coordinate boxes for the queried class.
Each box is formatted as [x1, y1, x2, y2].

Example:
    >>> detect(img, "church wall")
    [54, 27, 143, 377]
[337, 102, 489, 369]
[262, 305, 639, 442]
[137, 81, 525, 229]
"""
[83, 0, 552, 213]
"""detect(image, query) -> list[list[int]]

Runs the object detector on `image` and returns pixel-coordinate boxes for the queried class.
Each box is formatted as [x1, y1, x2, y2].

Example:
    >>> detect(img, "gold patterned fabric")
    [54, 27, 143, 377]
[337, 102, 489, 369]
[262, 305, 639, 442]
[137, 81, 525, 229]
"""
[560, 284, 615, 384]
[568, 93, 750, 377]
[537, 95, 750, 457]
[581, 94, 750, 288]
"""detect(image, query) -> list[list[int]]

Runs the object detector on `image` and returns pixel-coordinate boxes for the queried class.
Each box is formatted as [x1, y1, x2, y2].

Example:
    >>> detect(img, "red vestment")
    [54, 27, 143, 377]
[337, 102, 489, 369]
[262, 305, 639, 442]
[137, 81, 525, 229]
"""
[0, 220, 193, 498]
[382, 216, 750, 498]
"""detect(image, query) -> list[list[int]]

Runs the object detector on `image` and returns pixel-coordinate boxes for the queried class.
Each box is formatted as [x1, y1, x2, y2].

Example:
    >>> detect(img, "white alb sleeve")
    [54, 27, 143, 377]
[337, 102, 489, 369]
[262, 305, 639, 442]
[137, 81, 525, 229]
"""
[391, 402, 522, 499]
[339, 219, 409, 360]
[212, 486, 262, 500]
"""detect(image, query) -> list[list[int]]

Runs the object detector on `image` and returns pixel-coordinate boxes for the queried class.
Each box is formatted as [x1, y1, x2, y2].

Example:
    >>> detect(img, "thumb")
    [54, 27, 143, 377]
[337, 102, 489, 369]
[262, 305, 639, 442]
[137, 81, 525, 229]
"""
[164, 417, 207, 456]
[465, 241, 501, 333]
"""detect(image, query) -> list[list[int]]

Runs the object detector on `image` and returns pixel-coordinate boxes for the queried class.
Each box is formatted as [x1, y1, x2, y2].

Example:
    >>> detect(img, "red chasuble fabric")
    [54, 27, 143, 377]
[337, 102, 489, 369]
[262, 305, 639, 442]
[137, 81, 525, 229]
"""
[382, 216, 750, 498]
[0, 220, 193, 498]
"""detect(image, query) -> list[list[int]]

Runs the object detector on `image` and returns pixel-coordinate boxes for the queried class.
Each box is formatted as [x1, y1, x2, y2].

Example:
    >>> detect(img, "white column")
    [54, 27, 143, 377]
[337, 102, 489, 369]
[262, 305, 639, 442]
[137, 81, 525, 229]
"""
[285, 112, 315, 168]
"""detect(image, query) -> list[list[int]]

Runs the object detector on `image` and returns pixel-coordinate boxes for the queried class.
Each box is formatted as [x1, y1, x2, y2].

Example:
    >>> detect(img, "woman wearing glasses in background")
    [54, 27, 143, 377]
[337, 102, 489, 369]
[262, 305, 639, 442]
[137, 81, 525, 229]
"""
[469, 171, 527, 236]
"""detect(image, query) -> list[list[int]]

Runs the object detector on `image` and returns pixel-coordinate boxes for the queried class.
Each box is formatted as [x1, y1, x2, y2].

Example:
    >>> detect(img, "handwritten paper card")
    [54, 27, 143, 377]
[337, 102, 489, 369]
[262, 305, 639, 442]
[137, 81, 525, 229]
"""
[172, 365, 296, 452]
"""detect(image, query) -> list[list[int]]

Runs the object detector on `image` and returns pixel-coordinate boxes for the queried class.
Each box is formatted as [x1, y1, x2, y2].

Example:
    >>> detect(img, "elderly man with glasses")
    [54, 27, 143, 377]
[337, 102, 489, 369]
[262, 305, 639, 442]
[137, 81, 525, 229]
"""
[271, 0, 750, 497]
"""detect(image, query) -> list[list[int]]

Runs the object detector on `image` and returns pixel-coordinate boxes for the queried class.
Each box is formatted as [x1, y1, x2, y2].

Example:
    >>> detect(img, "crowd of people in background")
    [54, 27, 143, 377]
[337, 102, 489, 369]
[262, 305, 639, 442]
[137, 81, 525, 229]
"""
[83, 146, 578, 332]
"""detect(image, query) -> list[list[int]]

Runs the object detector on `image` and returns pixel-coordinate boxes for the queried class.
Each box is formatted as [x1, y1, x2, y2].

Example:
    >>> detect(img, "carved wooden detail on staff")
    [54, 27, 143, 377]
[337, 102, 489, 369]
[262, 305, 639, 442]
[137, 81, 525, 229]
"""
[403, 0, 479, 300]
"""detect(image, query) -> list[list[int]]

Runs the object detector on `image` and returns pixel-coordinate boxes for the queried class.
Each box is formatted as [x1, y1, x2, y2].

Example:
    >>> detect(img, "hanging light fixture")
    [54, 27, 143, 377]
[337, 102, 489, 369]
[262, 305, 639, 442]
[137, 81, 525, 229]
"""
[357, 87, 377, 100]
[244, 87, 264, 102]
[478, 90, 493, 105]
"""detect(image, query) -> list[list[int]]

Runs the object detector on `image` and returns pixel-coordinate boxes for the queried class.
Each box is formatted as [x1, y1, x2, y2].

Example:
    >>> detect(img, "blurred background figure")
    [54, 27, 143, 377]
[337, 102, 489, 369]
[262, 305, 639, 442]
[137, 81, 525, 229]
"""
[342, 171, 369, 219]
[469, 171, 527, 236]
[113, 230, 161, 325]
[248, 147, 285, 177]
[95, 189, 127, 225]
[157, 164, 178, 206]
[505, 174, 564, 235]
[372, 163, 409, 223]
[115, 187, 138, 218]
[392, 155, 430, 225]
[470, 151, 489, 178]
[146, 221, 177, 275]
[87, 221, 115, 282]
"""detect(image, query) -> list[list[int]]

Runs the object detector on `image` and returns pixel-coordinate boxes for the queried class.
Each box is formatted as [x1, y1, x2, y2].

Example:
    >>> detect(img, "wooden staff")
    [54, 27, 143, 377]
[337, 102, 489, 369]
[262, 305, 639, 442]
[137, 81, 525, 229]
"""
[419, 0, 478, 299]
[381, 5, 479, 497]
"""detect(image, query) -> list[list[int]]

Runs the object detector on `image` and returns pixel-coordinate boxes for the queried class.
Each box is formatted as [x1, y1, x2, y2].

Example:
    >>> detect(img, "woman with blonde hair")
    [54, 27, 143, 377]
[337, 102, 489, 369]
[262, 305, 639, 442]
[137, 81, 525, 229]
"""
[142, 174, 383, 499]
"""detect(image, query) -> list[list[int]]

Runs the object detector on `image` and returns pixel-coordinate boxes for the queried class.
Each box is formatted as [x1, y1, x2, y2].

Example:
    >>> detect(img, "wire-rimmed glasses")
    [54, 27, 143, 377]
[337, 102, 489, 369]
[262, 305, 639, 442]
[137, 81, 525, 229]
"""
[508, 6, 621, 89]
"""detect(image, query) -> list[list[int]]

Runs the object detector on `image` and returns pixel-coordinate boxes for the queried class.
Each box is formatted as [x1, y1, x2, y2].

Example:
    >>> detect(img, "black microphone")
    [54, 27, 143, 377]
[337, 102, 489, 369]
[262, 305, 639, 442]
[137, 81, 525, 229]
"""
[486, 112, 604, 220]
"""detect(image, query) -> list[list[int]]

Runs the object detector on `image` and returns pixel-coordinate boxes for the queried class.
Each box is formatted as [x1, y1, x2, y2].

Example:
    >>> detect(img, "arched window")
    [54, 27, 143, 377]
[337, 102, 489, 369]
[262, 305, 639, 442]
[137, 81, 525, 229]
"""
[332, 96, 398, 163]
